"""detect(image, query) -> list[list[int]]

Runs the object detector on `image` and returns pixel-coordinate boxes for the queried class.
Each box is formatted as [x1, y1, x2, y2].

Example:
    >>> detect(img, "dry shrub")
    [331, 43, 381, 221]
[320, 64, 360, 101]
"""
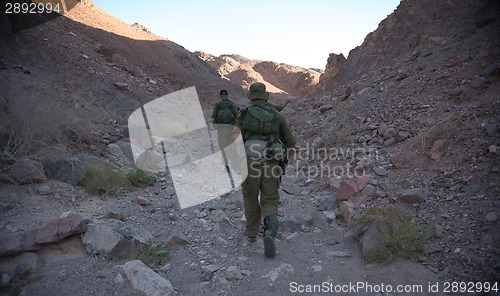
[1, 95, 95, 160]
[407, 110, 482, 155]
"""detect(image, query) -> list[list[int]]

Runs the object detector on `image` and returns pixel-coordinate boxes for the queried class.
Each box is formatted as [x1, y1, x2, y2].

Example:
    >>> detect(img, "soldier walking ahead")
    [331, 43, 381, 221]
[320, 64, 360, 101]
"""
[212, 89, 239, 167]
[232, 82, 296, 258]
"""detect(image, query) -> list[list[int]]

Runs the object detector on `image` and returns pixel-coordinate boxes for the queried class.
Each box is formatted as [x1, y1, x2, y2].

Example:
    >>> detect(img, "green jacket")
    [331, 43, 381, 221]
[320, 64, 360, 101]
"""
[211, 98, 239, 120]
[234, 100, 296, 148]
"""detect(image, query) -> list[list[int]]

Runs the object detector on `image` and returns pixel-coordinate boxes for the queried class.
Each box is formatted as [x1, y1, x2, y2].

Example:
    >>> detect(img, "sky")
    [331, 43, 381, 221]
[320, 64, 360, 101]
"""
[91, 0, 401, 70]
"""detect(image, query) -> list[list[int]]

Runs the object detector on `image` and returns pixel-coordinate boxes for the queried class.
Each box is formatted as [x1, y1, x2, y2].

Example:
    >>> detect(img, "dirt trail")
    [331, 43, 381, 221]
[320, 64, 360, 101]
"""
[0, 169, 443, 296]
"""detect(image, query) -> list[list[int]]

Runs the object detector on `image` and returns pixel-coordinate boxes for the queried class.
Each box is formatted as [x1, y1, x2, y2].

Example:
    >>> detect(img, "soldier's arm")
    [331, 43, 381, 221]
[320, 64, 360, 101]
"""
[279, 115, 296, 148]
[232, 102, 239, 116]
[267, 101, 283, 111]
[211, 104, 218, 121]
[232, 113, 243, 142]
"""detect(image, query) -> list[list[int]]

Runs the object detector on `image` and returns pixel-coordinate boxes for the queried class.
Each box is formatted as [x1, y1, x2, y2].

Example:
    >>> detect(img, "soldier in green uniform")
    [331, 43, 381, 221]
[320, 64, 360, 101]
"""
[212, 89, 239, 166]
[232, 82, 296, 258]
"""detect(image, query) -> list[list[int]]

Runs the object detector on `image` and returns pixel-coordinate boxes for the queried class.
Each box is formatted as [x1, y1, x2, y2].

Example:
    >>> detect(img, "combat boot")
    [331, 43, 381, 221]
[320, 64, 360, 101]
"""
[263, 215, 278, 258]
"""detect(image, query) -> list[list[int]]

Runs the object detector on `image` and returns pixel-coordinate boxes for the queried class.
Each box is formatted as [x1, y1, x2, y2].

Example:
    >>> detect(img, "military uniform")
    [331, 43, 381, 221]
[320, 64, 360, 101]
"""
[212, 92, 239, 165]
[234, 83, 296, 257]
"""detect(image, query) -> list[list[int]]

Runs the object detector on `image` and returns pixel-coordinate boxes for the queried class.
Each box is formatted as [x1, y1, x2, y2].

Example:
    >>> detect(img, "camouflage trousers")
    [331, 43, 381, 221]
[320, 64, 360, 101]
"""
[216, 125, 234, 166]
[242, 160, 282, 238]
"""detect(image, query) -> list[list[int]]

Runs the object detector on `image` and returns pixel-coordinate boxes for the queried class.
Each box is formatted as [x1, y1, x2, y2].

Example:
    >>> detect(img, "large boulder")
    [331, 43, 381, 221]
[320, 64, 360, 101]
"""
[43, 158, 86, 186]
[122, 260, 174, 296]
[74, 153, 116, 169]
[9, 158, 47, 184]
[82, 219, 152, 259]
[0, 211, 85, 256]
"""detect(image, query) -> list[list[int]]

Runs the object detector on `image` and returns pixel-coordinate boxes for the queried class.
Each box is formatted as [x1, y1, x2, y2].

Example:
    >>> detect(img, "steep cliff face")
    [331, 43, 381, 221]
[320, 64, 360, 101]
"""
[253, 61, 320, 97]
[197, 52, 321, 97]
[316, 0, 500, 93]
[0, 0, 245, 159]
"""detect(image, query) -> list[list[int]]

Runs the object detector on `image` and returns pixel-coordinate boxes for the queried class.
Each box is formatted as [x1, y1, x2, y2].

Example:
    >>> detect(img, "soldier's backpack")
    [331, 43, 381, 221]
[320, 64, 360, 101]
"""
[215, 100, 236, 124]
[241, 106, 280, 135]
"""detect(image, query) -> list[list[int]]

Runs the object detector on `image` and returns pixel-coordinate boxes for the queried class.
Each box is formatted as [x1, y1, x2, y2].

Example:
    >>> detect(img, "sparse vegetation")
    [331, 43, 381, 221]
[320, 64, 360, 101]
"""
[126, 168, 155, 187]
[357, 206, 434, 264]
[80, 166, 130, 196]
[80, 166, 155, 196]
[138, 239, 169, 267]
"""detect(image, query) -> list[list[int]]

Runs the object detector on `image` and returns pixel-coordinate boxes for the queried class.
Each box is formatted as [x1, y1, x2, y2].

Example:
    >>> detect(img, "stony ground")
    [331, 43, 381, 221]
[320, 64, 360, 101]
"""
[1, 168, 447, 296]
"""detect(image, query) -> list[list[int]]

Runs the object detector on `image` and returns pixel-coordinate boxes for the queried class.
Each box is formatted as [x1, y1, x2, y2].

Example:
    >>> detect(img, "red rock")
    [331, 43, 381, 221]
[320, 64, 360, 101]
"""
[338, 201, 354, 226]
[429, 139, 447, 160]
[0, 212, 85, 256]
[337, 176, 369, 201]
[136, 196, 151, 206]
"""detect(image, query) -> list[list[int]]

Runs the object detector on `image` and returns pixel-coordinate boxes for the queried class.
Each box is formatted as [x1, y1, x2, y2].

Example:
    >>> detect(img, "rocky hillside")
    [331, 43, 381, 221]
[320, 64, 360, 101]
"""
[287, 0, 500, 284]
[0, 0, 246, 161]
[196, 52, 321, 98]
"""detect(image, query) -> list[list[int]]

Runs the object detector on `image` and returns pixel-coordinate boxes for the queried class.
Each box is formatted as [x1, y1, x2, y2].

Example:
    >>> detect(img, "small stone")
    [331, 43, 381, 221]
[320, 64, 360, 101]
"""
[104, 210, 126, 221]
[373, 167, 389, 176]
[135, 197, 151, 206]
[470, 76, 487, 90]
[311, 265, 323, 272]
[114, 273, 125, 284]
[485, 212, 498, 222]
[114, 82, 129, 91]
[37, 185, 53, 195]
[1, 273, 10, 285]
[337, 176, 369, 201]
[225, 266, 243, 281]
[326, 251, 350, 258]
[338, 201, 354, 226]
[201, 271, 213, 281]
[489, 145, 497, 154]
[326, 239, 339, 245]
[317, 195, 338, 211]
[424, 244, 443, 254]
[202, 264, 220, 273]
[383, 128, 398, 140]
[241, 270, 252, 277]
[400, 188, 429, 203]
[378, 123, 389, 135]
[327, 177, 345, 190]
[384, 137, 396, 146]
[429, 139, 447, 160]
[164, 231, 190, 246]
[390, 153, 407, 169]
[485, 124, 499, 137]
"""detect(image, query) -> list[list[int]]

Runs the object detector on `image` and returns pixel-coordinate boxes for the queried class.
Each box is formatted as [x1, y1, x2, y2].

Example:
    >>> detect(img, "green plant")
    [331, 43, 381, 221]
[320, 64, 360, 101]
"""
[363, 247, 393, 264]
[80, 166, 131, 196]
[138, 239, 169, 267]
[126, 168, 155, 187]
[383, 220, 434, 259]
[357, 206, 434, 264]
[357, 205, 408, 228]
